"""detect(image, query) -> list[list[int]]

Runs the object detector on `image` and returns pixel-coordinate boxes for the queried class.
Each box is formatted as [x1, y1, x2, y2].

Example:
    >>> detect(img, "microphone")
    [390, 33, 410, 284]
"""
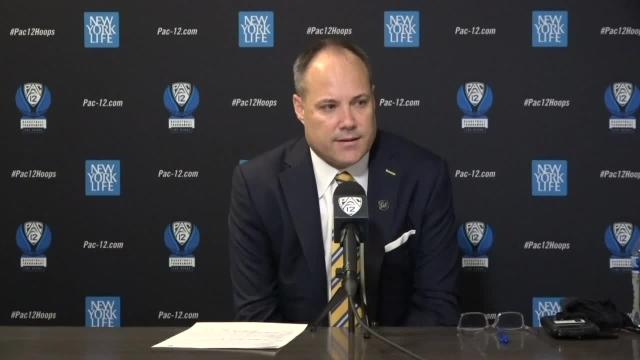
[333, 180, 368, 242]
[333, 181, 368, 298]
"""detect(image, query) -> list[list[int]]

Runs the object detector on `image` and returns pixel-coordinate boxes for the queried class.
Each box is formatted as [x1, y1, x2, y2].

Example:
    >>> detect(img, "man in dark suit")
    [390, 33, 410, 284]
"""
[229, 38, 459, 326]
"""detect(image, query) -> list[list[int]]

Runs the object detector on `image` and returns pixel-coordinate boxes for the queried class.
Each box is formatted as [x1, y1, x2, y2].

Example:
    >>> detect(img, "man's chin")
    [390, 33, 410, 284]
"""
[332, 152, 366, 169]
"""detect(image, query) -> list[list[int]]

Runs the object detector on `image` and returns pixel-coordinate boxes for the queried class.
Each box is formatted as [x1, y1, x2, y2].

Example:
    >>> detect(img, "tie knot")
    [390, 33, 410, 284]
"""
[335, 171, 354, 183]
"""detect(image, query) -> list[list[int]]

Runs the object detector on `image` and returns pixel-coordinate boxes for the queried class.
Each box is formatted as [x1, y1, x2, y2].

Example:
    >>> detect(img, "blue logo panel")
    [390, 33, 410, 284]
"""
[15, 83, 52, 117]
[164, 222, 200, 256]
[456, 83, 494, 117]
[532, 297, 564, 327]
[239, 11, 274, 47]
[85, 296, 121, 327]
[384, 11, 420, 47]
[457, 222, 494, 269]
[532, 11, 568, 47]
[164, 222, 200, 271]
[531, 160, 568, 196]
[457, 222, 494, 257]
[16, 222, 52, 257]
[84, 12, 120, 48]
[604, 82, 640, 117]
[163, 83, 200, 117]
[604, 223, 640, 257]
[85, 160, 121, 196]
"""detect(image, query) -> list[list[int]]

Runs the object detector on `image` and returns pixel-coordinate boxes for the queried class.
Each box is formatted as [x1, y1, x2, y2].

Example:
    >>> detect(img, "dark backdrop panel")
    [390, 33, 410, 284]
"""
[1, 0, 639, 326]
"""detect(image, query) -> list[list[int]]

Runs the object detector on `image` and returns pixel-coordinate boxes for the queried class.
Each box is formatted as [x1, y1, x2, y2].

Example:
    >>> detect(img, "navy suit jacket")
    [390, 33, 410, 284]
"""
[228, 130, 459, 326]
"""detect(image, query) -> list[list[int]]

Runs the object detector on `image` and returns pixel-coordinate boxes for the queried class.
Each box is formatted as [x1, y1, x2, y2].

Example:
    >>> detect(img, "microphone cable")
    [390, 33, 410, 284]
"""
[347, 296, 427, 360]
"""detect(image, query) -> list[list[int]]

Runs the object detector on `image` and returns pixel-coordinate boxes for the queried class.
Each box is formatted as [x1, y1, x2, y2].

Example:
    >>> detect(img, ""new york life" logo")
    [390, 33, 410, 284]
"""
[532, 11, 568, 47]
[532, 297, 564, 327]
[384, 11, 419, 47]
[238, 11, 274, 47]
[532, 160, 568, 196]
[84, 12, 119, 48]
[85, 160, 121, 196]
[85, 296, 120, 327]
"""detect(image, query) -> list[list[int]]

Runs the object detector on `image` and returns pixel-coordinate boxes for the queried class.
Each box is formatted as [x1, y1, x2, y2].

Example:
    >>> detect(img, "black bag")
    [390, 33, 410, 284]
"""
[552, 298, 633, 337]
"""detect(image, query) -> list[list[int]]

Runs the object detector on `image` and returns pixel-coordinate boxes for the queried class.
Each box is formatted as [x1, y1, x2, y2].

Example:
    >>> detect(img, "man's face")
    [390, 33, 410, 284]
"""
[293, 48, 376, 169]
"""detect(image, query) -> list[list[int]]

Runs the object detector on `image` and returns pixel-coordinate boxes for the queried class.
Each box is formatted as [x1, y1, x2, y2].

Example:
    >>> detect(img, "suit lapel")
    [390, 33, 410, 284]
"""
[279, 139, 327, 299]
[365, 132, 399, 323]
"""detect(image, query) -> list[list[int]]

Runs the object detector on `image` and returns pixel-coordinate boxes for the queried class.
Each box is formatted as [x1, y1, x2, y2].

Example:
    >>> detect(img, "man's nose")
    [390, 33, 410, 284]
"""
[339, 106, 356, 129]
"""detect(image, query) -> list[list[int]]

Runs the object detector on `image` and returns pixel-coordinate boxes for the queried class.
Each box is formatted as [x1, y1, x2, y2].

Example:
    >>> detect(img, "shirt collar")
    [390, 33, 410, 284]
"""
[309, 148, 369, 199]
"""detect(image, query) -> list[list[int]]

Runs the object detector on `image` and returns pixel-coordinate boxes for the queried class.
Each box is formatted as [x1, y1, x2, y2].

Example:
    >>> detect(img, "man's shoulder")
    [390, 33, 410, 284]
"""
[237, 137, 305, 180]
[376, 130, 445, 167]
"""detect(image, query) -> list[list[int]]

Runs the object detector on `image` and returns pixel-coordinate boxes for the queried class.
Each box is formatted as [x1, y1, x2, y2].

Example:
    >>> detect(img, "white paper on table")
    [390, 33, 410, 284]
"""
[151, 322, 308, 350]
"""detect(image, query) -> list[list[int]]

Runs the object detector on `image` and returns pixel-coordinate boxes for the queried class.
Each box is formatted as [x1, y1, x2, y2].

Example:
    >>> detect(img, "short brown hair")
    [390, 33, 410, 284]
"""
[293, 38, 373, 96]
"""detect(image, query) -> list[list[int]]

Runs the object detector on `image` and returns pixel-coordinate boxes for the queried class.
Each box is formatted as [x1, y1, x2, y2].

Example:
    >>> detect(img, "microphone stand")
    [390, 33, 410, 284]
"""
[310, 224, 425, 360]
[341, 223, 368, 334]
[310, 224, 370, 336]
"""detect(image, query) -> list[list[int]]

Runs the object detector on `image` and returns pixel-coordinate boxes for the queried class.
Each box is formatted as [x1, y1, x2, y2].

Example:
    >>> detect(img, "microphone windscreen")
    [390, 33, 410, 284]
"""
[333, 181, 368, 221]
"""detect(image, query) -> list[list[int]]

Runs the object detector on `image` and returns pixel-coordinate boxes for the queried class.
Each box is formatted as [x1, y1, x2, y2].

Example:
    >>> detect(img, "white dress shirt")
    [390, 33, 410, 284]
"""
[309, 148, 369, 299]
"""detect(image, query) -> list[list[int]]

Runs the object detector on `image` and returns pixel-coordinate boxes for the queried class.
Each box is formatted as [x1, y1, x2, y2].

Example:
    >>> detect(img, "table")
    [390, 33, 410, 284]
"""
[0, 326, 639, 359]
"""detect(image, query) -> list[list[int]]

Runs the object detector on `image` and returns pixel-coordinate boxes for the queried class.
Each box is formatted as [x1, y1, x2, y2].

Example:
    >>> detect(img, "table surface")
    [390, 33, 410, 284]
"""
[1, 326, 639, 359]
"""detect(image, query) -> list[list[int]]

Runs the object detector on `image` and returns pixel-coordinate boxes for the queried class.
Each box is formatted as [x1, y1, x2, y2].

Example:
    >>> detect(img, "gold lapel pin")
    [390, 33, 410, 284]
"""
[378, 200, 390, 211]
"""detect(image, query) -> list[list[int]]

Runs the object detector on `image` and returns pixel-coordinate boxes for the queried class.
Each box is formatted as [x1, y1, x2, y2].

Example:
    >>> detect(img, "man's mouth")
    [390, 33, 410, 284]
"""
[336, 136, 360, 143]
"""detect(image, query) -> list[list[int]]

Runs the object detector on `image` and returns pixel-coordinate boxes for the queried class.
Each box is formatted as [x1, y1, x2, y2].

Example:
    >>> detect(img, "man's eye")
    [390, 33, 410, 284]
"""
[355, 99, 369, 107]
[321, 104, 336, 111]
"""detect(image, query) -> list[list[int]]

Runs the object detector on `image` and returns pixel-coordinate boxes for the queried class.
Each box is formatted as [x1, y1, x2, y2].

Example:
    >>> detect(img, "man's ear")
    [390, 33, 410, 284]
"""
[292, 94, 305, 124]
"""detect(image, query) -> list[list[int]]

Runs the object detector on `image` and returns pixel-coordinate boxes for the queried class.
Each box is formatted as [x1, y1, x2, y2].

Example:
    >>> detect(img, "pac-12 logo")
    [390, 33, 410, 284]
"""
[164, 221, 200, 271]
[16, 221, 52, 270]
[384, 11, 419, 47]
[338, 197, 363, 216]
[532, 11, 568, 47]
[605, 222, 640, 270]
[604, 82, 639, 131]
[457, 221, 494, 269]
[531, 160, 567, 197]
[239, 11, 274, 47]
[16, 83, 51, 132]
[163, 82, 200, 132]
[456, 82, 493, 131]
[84, 12, 119, 48]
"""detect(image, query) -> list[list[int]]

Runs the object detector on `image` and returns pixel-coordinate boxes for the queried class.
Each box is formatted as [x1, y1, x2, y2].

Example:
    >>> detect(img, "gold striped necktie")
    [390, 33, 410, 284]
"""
[329, 171, 354, 327]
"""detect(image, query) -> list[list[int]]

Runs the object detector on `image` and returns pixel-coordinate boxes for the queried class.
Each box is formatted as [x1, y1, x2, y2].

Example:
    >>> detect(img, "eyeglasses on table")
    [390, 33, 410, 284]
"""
[457, 311, 528, 332]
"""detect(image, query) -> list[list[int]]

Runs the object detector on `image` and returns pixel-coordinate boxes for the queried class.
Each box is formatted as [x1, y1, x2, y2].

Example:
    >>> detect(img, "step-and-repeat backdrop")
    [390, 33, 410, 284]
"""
[2, 0, 639, 327]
